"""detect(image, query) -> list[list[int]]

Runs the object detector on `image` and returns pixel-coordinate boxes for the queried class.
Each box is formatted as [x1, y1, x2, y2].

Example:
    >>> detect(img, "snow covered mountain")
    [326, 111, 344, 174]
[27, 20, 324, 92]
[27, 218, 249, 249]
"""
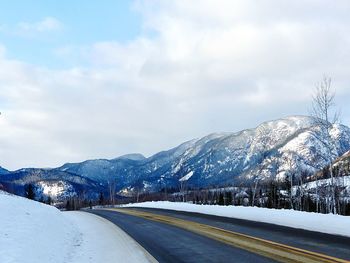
[131, 115, 350, 189]
[0, 166, 9, 175]
[1, 115, 350, 199]
[0, 168, 103, 201]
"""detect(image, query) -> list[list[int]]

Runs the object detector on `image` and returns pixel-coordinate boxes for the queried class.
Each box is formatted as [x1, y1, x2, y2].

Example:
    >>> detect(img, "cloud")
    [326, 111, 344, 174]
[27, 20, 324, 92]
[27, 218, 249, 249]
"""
[1, 1, 350, 169]
[0, 17, 63, 37]
[18, 17, 62, 33]
[18, 17, 62, 32]
[0, 44, 6, 57]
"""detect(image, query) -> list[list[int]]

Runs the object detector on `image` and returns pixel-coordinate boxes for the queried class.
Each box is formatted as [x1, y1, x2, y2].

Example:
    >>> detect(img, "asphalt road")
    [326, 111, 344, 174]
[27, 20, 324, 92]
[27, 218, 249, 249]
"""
[88, 208, 350, 262]
[89, 209, 277, 263]
[128, 207, 350, 261]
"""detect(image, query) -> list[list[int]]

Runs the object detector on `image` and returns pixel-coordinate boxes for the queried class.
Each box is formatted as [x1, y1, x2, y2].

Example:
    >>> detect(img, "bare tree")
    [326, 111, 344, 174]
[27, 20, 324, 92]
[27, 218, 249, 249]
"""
[179, 177, 189, 202]
[251, 177, 259, 207]
[310, 76, 339, 214]
[251, 124, 270, 207]
[179, 180, 186, 202]
[108, 179, 117, 205]
[282, 152, 295, 210]
[160, 175, 168, 201]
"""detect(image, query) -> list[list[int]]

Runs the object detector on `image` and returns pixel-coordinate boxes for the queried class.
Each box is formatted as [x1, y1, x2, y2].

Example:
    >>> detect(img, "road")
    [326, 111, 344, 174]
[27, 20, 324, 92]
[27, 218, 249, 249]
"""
[88, 208, 350, 263]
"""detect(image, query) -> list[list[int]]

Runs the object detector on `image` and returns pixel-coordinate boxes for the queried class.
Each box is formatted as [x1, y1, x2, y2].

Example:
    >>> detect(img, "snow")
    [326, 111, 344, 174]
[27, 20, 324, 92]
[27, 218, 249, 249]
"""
[0, 191, 75, 263]
[0, 191, 155, 263]
[302, 176, 350, 190]
[179, 171, 194, 182]
[296, 176, 350, 199]
[38, 181, 70, 199]
[123, 201, 350, 238]
[64, 212, 156, 263]
[4, 116, 350, 195]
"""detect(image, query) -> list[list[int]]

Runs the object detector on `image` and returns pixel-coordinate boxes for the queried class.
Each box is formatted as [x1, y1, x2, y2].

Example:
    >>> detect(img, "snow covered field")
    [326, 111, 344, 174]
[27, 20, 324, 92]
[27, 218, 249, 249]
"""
[0, 191, 155, 263]
[123, 201, 350, 237]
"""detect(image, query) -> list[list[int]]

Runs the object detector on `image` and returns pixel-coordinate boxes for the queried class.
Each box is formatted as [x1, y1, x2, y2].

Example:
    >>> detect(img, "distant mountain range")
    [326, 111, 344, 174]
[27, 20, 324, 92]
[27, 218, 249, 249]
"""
[1, 115, 350, 201]
[0, 166, 9, 175]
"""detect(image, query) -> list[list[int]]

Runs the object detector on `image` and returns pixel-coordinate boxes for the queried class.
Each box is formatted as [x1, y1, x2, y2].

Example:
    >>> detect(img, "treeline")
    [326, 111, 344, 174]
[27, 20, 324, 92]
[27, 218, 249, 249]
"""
[64, 191, 129, 210]
[184, 181, 350, 216]
[3, 162, 348, 216]
[125, 171, 350, 216]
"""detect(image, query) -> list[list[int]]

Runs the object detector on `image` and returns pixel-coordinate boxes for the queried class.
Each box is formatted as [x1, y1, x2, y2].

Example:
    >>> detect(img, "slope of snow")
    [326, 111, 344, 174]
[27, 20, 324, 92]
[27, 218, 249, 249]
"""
[301, 176, 350, 190]
[296, 176, 350, 200]
[123, 201, 350, 237]
[64, 212, 156, 263]
[0, 191, 155, 263]
[37, 180, 76, 201]
[0, 191, 76, 263]
[179, 171, 194, 182]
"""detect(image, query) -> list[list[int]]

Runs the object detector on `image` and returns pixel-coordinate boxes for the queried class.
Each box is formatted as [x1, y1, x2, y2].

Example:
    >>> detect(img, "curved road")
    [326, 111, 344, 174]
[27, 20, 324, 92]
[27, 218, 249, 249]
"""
[88, 208, 350, 263]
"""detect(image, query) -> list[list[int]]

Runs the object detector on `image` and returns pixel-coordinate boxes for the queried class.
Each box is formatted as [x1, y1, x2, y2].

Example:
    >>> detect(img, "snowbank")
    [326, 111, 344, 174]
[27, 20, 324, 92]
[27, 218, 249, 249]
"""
[64, 212, 155, 263]
[0, 191, 155, 263]
[0, 191, 76, 263]
[123, 201, 350, 237]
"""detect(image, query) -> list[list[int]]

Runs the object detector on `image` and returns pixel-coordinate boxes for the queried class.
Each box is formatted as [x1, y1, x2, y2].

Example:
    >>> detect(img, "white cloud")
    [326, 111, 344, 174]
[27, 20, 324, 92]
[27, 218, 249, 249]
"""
[0, 44, 6, 57]
[1, 1, 350, 169]
[0, 17, 62, 39]
[17, 17, 62, 33]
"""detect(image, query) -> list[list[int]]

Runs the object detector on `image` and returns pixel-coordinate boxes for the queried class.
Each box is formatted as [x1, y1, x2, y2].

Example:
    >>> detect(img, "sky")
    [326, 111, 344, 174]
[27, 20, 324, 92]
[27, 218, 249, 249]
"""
[1, 0, 350, 170]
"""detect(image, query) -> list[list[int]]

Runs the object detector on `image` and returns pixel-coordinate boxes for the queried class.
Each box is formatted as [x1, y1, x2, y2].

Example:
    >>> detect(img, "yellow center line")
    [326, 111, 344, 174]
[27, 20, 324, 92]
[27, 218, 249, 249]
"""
[105, 208, 350, 263]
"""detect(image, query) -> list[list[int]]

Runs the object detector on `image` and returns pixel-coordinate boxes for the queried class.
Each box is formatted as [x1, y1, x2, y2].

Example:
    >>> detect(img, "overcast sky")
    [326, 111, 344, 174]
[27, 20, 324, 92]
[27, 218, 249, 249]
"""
[1, 0, 350, 170]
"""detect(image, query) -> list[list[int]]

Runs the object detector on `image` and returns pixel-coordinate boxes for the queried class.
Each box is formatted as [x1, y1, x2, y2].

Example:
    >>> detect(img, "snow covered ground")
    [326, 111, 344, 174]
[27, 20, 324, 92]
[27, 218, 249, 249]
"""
[301, 176, 350, 191]
[65, 212, 156, 263]
[0, 191, 156, 263]
[123, 201, 350, 238]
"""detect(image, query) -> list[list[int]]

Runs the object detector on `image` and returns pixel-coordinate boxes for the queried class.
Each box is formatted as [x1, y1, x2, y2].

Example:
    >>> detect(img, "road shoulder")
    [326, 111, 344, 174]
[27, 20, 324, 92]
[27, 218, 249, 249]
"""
[63, 211, 157, 263]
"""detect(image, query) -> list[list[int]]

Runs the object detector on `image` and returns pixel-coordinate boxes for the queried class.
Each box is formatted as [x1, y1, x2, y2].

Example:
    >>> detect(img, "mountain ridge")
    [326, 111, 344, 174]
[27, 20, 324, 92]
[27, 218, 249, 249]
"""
[1, 115, 350, 200]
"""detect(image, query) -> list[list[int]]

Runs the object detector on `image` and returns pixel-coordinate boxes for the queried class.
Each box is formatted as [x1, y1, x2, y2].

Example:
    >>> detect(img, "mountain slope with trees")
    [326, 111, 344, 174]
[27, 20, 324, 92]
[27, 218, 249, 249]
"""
[1, 115, 350, 209]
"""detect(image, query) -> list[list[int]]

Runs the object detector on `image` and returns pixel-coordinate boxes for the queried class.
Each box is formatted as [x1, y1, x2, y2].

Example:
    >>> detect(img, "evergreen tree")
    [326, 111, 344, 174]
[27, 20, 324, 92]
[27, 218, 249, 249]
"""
[267, 181, 277, 208]
[99, 192, 104, 205]
[46, 196, 52, 205]
[25, 184, 35, 200]
[226, 192, 232, 206]
[66, 200, 71, 211]
[218, 193, 224, 206]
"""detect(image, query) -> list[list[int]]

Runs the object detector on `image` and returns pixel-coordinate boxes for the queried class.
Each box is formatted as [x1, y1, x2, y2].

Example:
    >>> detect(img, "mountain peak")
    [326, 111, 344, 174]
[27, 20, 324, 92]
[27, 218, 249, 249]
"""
[115, 153, 146, 161]
[0, 166, 9, 175]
